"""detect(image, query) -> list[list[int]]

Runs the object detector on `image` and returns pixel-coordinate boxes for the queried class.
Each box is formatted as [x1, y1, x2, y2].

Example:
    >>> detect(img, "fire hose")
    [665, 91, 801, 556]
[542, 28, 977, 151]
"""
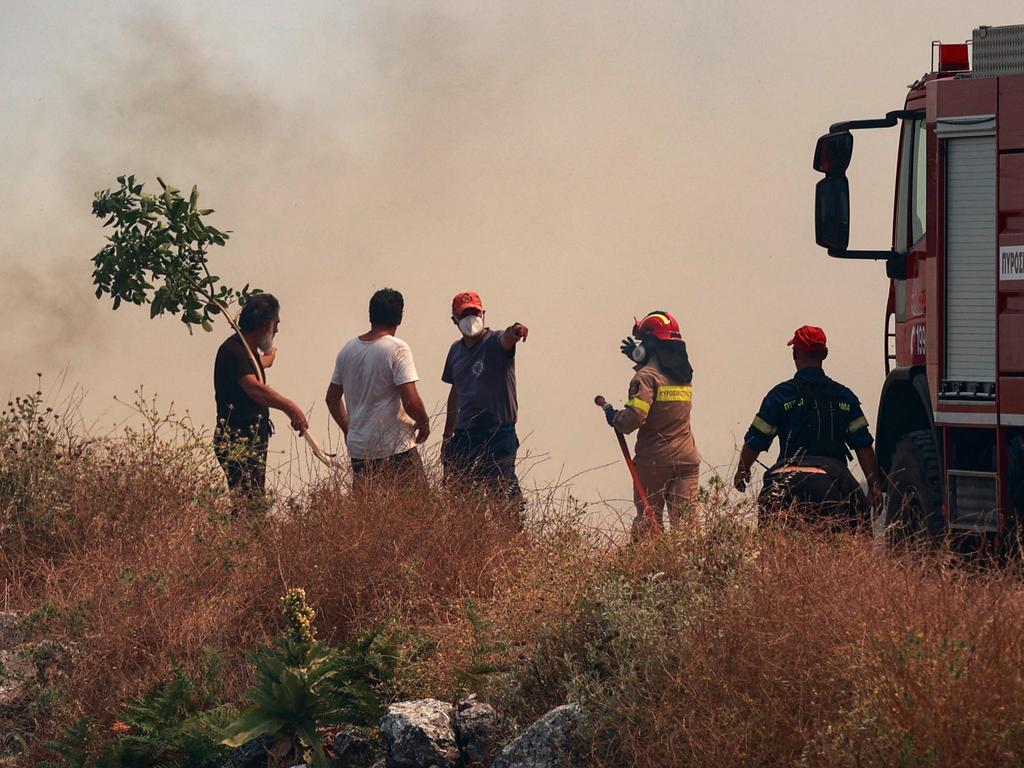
[594, 395, 663, 537]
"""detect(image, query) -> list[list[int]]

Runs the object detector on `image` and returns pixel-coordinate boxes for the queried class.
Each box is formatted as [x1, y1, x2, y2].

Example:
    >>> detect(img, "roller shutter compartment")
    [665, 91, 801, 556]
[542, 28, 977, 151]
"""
[944, 135, 996, 387]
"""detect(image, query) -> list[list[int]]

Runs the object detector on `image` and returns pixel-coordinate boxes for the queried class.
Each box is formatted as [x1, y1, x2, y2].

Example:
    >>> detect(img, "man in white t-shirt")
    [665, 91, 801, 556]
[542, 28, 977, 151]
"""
[325, 288, 430, 483]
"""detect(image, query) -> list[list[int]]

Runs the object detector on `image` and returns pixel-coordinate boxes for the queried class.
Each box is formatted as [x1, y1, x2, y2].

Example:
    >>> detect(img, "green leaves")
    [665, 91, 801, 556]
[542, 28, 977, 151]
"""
[220, 592, 399, 768]
[41, 661, 234, 768]
[91, 175, 258, 332]
[221, 639, 348, 767]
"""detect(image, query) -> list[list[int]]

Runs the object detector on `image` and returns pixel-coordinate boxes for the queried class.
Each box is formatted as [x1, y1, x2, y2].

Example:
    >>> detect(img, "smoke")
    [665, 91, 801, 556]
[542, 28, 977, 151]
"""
[4, 1, 1020, 507]
[0, 260, 105, 369]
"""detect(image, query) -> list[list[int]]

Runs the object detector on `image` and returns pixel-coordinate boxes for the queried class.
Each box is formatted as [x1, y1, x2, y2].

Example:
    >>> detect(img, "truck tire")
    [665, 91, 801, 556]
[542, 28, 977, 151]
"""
[876, 429, 945, 548]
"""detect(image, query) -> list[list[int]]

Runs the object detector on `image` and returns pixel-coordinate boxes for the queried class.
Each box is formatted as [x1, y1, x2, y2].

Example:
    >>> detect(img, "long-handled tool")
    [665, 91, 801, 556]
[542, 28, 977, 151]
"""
[302, 430, 341, 467]
[594, 395, 662, 537]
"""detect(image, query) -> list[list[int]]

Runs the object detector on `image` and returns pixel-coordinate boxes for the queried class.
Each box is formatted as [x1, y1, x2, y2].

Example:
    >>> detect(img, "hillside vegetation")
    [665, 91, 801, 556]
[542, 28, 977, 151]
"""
[5, 387, 1024, 767]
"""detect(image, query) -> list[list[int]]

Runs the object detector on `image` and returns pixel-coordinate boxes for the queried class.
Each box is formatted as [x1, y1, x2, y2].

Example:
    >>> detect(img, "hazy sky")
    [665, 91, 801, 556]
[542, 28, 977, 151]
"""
[3, 2, 1021, 516]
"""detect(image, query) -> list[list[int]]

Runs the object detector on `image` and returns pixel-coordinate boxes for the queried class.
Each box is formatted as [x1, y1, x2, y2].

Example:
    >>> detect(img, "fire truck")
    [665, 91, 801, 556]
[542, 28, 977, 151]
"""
[813, 24, 1024, 544]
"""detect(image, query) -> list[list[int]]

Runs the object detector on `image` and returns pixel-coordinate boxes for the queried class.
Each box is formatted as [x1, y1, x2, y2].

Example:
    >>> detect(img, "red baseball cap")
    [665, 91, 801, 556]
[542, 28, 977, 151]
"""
[787, 325, 828, 352]
[452, 291, 484, 315]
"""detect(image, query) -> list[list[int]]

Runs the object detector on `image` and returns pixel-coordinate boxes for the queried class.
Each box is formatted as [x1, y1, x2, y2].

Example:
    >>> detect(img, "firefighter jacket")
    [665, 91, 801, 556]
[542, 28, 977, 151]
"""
[612, 360, 701, 467]
[743, 367, 873, 466]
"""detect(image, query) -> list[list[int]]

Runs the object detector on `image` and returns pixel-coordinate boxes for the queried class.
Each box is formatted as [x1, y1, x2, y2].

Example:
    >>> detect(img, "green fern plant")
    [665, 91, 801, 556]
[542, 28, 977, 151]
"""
[39, 716, 94, 768]
[112, 664, 234, 768]
[454, 599, 508, 694]
[324, 628, 400, 726]
[40, 655, 232, 768]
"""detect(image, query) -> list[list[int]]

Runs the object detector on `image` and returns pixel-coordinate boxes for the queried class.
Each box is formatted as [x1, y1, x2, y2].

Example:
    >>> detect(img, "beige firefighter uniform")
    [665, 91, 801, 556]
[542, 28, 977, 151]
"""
[612, 360, 701, 533]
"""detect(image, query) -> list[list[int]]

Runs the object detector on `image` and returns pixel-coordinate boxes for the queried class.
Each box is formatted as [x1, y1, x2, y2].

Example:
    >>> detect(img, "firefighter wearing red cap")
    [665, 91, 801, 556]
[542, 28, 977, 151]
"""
[733, 325, 883, 525]
[605, 310, 702, 536]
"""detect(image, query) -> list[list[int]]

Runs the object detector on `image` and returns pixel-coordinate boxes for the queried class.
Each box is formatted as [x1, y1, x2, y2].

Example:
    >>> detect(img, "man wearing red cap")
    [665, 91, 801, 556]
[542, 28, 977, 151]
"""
[733, 325, 883, 526]
[441, 291, 528, 506]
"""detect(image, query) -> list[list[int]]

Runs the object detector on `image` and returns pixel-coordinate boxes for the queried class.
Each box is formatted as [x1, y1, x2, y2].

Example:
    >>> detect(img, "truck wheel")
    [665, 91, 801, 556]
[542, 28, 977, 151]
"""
[876, 429, 944, 548]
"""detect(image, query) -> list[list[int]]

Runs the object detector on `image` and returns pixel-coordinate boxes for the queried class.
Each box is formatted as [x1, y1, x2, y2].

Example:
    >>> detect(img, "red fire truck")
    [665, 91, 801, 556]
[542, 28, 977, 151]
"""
[813, 24, 1024, 544]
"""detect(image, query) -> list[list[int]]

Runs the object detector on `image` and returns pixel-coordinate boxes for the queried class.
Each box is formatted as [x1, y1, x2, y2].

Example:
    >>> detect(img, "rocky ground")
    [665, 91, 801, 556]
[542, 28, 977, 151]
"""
[224, 696, 582, 768]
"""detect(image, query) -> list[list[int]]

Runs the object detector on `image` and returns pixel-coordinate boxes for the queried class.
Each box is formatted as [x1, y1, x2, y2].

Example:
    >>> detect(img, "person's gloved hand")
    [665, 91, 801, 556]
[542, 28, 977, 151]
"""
[603, 403, 618, 426]
[620, 337, 638, 361]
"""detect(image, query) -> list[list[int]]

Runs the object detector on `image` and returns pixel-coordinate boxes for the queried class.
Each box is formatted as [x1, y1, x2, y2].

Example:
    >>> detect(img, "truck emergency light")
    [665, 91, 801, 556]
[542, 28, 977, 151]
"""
[937, 43, 970, 73]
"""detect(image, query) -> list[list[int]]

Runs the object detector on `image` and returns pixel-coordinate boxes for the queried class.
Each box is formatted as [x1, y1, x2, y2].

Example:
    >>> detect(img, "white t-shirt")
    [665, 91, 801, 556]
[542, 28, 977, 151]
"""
[331, 335, 420, 460]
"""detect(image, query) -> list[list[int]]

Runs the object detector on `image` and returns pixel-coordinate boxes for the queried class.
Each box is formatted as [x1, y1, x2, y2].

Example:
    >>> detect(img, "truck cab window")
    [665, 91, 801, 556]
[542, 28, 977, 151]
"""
[894, 118, 927, 254]
[895, 122, 912, 253]
[911, 118, 927, 245]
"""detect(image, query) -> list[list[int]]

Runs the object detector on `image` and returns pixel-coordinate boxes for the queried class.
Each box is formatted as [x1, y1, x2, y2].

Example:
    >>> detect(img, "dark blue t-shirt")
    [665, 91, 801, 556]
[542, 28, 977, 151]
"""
[442, 329, 517, 431]
[743, 367, 873, 462]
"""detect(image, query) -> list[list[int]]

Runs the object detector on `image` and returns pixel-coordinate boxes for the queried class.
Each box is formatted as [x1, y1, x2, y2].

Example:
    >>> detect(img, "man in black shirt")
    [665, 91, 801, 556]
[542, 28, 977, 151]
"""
[213, 293, 308, 497]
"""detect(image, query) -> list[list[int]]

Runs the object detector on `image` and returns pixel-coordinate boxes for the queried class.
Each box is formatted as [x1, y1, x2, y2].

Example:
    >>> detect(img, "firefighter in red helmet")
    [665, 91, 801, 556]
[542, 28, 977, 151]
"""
[604, 311, 702, 537]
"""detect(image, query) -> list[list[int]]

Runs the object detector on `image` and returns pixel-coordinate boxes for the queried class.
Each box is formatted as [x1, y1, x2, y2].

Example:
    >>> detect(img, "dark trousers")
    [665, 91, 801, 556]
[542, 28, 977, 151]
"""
[444, 426, 522, 501]
[758, 456, 866, 528]
[351, 447, 426, 489]
[214, 422, 270, 497]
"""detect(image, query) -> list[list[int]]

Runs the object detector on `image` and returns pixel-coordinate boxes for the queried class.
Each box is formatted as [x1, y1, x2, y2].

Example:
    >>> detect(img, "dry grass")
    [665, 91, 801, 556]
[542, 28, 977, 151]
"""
[6, 389, 1024, 766]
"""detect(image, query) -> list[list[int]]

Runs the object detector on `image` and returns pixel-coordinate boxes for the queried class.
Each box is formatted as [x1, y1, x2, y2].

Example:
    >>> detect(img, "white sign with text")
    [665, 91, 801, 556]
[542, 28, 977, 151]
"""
[1001, 245, 1024, 281]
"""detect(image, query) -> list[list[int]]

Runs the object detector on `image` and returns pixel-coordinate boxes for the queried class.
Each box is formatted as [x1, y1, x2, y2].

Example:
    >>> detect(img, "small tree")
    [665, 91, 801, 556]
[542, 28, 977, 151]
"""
[91, 175, 335, 464]
[92, 174, 258, 353]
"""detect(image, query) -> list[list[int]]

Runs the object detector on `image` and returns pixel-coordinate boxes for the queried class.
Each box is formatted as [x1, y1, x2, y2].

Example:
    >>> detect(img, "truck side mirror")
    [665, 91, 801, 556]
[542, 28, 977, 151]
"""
[886, 252, 908, 280]
[813, 131, 853, 174]
[815, 175, 850, 251]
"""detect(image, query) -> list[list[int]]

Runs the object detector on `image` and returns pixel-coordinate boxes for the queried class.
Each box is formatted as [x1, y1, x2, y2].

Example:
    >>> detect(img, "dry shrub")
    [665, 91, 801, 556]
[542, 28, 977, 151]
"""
[0, 392, 525, 756]
[477, 512, 1024, 767]
[7, 390, 1024, 767]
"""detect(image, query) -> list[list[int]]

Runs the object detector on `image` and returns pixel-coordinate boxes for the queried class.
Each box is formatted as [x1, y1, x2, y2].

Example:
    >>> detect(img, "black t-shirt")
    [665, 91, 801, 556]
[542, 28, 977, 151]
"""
[214, 335, 268, 430]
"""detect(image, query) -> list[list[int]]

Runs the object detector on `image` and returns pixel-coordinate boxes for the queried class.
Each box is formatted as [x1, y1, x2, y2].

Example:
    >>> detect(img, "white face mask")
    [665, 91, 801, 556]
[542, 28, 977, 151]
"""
[458, 315, 485, 338]
[257, 330, 275, 354]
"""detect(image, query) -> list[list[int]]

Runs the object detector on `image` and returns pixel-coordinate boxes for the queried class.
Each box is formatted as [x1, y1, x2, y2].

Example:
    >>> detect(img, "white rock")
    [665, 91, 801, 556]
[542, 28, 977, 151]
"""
[381, 698, 459, 768]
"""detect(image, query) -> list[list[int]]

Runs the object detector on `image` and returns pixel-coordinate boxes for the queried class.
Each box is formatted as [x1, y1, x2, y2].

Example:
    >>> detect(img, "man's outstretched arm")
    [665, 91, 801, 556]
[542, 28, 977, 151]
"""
[500, 322, 529, 351]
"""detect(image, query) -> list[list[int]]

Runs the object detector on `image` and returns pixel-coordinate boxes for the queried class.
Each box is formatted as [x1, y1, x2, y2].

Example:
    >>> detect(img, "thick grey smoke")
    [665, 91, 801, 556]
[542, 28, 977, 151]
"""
[2, 1, 1021, 512]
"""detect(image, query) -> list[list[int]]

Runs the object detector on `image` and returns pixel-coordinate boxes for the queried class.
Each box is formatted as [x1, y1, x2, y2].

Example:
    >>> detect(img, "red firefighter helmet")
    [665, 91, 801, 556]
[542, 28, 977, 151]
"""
[633, 311, 683, 341]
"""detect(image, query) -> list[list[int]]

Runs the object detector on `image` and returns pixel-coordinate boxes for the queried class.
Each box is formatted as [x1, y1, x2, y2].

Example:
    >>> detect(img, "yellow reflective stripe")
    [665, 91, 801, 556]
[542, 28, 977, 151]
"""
[751, 415, 777, 436]
[655, 385, 693, 402]
[625, 397, 651, 414]
[848, 415, 868, 433]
